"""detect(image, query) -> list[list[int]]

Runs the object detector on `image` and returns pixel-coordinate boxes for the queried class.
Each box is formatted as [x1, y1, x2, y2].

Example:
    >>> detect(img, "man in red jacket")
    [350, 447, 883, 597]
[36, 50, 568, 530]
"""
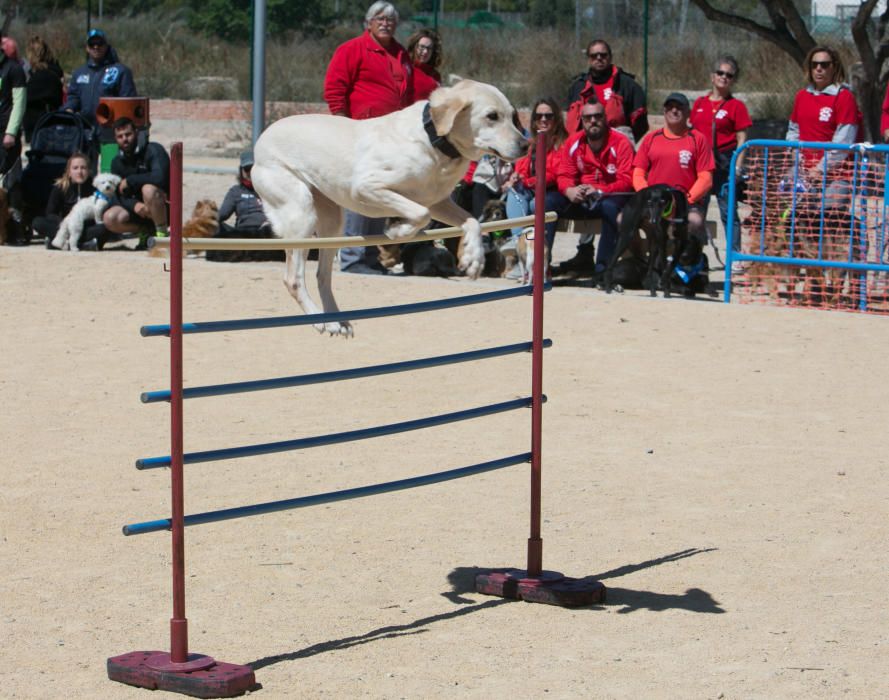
[554, 99, 634, 276]
[323, 1, 414, 274]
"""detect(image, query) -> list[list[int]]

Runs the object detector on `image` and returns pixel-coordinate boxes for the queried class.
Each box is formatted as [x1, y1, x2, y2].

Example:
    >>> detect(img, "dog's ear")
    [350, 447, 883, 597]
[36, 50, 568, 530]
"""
[429, 81, 471, 136]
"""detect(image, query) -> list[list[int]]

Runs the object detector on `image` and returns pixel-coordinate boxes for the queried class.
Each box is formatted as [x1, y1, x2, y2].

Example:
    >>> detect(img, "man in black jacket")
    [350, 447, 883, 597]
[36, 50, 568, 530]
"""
[103, 117, 169, 249]
[565, 39, 648, 145]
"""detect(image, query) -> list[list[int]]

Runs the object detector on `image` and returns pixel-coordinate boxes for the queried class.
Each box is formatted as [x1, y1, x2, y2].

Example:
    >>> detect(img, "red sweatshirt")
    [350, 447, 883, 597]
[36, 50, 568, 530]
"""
[557, 128, 634, 194]
[323, 31, 413, 119]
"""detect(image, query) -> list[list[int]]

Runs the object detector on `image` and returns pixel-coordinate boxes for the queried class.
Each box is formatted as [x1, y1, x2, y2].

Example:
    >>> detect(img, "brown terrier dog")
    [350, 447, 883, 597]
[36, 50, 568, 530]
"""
[150, 199, 218, 257]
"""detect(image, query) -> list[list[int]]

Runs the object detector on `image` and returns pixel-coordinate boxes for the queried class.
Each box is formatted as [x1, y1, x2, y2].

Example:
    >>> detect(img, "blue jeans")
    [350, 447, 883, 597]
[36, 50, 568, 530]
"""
[555, 193, 630, 269]
[506, 184, 562, 249]
[339, 210, 386, 270]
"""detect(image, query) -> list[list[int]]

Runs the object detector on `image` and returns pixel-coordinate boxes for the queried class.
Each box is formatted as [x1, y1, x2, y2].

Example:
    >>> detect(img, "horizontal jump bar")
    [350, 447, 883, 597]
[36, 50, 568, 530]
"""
[136, 395, 544, 469]
[733, 253, 889, 273]
[141, 283, 550, 337]
[148, 212, 558, 251]
[141, 339, 552, 403]
[124, 451, 530, 535]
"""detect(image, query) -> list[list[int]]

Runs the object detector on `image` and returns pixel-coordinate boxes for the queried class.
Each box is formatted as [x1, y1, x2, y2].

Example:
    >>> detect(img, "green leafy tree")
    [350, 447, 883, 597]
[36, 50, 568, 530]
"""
[187, 0, 333, 39]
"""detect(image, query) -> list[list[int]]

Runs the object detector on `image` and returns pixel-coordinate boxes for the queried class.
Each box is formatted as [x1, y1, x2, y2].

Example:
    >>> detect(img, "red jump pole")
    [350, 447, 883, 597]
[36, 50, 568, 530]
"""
[474, 123, 606, 607]
[527, 132, 546, 577]
[108, 143, 255, 696]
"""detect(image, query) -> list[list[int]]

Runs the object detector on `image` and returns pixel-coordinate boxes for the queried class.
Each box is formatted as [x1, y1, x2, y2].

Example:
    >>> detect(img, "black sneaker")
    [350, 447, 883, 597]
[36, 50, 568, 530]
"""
[553, 243, 595, 277]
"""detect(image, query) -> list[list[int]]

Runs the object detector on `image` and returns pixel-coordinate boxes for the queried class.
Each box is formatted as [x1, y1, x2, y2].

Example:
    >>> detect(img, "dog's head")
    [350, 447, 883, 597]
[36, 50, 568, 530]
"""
[191, 199, 219, 221]
[93, 173, 122, 197]
[637, 184, 683, 231]
[428, 80, 527, 162]
[676, 233, 704, 268]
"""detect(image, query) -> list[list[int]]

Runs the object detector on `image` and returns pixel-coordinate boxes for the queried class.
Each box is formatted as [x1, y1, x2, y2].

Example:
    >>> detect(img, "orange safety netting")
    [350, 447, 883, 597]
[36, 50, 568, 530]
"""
[729, 145, 889, 314]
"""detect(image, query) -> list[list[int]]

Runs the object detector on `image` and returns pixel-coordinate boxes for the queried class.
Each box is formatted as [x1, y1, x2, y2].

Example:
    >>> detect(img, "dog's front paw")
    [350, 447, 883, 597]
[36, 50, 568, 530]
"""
[52, 235, 66, 250]
[385, 216, 427, 241]
[458, 219, 484, 279]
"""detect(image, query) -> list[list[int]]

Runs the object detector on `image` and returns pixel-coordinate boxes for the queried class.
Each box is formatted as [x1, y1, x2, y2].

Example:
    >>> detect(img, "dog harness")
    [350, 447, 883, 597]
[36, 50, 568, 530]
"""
[674, 255, 706, 283]
[93, 190, 111, 204]
[422, 102, 462, 159]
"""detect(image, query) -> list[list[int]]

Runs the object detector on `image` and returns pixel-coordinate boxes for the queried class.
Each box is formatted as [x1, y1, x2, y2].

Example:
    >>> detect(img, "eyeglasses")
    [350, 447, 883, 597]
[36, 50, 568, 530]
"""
[581, 113, 605, 122]
[533, 112, 555, 121]
[588, 52, 610, 59]
[810, 60, 833, 69]
[371, 16, 396, 24]
[714, 70, 735, 79]
[417, 43, 433, 51]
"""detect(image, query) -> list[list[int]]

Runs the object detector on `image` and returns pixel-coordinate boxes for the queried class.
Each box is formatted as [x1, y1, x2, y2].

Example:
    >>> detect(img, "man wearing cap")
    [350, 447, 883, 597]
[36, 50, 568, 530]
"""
[63, 29, 137, 127]
[103, 117, 169, 248]
[632, 92, 714, 240]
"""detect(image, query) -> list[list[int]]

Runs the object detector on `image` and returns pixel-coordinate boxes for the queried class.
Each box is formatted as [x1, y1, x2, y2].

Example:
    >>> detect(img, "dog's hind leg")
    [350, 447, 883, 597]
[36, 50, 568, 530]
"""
[313, 192, 352, 337]
[252, 166, 331, 331]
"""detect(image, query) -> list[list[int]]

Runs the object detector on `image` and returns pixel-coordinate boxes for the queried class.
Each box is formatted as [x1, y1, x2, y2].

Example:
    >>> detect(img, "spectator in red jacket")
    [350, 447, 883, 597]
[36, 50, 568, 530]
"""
[633, 92, 715, 243]
[408, 28, 441, 102]
[553, 98, 635, 275]
[323, 1, 414, 274]
[503, 97, 568, 251]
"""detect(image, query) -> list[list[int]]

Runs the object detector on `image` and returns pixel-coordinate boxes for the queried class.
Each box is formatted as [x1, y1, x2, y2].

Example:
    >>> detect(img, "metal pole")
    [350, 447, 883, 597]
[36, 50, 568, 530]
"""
[252, 0, 267, 146]
[527, 132, 546, 577]
[643, 0, 649, 97]
[168, 143, 188, 664]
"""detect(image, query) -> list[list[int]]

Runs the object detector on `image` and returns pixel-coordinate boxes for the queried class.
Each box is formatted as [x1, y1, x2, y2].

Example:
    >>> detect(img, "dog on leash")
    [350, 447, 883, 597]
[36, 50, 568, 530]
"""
[252, 79, 527, 337]
[603, 184, 690, 297]
[52, 173, 121, 251]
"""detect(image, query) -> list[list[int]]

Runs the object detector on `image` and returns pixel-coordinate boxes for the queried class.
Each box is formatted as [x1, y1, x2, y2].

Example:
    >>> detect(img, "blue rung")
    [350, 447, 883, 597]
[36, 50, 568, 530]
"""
[141, 283, 551, 337]
[123, 452, 530, 535]
[141, 339, 552, 403]
[136, 396, 544, 469]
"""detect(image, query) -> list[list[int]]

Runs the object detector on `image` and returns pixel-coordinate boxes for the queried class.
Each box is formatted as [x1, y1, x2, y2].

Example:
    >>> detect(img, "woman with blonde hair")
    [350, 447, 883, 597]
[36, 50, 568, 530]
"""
[33, 152, 107, 250]
[24, 35, 64, 142]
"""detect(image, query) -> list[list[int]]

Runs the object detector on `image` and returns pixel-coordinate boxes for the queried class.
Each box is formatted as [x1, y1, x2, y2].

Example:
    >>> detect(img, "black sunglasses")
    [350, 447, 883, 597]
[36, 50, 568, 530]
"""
[588, 51, 609, 59]
[533, 112, 555, 120]
[715, 70, 735, 79]
[581, 113, 605, 122]
[810, 60, 833, 69]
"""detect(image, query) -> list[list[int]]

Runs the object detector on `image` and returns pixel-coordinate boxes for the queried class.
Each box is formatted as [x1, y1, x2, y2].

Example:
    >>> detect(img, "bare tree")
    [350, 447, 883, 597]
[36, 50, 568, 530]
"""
[689, 0, 889, 141]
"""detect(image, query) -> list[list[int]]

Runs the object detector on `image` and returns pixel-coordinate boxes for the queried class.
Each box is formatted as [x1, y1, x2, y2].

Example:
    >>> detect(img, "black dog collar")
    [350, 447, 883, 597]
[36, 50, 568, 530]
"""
[423, 102, 462, 159]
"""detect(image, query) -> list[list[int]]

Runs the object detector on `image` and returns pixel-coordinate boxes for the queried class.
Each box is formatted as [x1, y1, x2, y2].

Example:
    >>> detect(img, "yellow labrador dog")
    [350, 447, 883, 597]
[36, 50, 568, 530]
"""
[252, 79, 527, 337]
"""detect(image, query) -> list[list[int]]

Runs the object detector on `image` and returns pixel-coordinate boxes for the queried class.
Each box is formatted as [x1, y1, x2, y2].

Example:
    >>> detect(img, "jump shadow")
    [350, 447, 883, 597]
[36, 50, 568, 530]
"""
[248, 548, 721, 672]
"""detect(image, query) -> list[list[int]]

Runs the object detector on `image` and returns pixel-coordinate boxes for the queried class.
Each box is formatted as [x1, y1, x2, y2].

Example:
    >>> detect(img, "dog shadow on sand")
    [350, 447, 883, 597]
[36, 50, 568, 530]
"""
[248, 547, 721, 673]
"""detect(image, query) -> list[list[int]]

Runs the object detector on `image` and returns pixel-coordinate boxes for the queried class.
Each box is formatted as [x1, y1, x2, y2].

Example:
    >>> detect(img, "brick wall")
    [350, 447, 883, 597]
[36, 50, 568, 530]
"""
[150, 100, 328, 121]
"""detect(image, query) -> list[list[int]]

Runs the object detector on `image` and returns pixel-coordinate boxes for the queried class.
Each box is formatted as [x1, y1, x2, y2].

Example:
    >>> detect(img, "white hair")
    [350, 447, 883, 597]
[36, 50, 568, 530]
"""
[365, 1, 398, 26]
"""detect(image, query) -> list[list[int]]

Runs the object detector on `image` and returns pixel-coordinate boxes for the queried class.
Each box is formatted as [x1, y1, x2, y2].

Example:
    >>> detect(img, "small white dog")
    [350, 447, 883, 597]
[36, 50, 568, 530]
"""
[53, 173, 121, 251]
[252, 79, 527, 337]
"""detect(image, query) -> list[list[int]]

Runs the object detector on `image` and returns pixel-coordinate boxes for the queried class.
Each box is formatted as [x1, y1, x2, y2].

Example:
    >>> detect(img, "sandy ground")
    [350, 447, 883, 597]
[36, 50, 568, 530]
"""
[3, 145, 889, 699]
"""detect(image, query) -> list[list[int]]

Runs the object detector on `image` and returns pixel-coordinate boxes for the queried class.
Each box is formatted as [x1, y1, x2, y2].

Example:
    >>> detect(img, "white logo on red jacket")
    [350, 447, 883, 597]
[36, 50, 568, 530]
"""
[716, 109, 728, 120]
[819, 107, 833, 122]
[603, 88, 613, 102]
[678, 149, 693, 168]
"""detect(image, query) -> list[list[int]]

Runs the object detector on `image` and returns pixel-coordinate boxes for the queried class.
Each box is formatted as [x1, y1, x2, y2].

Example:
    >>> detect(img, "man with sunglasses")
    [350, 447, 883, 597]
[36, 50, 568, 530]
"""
[63, 29, 137, 128]
[565, 39, 648, 144]
[553, 99, 634, 277]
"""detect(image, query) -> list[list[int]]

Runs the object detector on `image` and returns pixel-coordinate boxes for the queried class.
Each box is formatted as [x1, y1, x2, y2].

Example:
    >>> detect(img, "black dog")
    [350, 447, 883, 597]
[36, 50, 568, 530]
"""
[603, 184, 690, 297]
[401, 241, 459, 277]
[669, 235, 711, 298]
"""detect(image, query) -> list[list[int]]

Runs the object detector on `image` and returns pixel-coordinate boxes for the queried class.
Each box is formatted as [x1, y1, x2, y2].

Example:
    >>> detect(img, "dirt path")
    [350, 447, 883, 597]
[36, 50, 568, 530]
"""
[2, 226, 887, 698]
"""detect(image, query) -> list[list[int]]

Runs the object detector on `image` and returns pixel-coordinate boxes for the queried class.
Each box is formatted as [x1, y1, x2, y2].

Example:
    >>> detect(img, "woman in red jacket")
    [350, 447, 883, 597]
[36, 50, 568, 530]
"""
[503, 97, 568, 250]
[408, 28, 442, 102]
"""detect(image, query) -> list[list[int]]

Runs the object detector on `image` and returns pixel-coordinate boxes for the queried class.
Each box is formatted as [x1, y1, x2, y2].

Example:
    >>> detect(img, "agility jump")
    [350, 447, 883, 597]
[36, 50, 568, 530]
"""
[108, 140, 604, 697]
